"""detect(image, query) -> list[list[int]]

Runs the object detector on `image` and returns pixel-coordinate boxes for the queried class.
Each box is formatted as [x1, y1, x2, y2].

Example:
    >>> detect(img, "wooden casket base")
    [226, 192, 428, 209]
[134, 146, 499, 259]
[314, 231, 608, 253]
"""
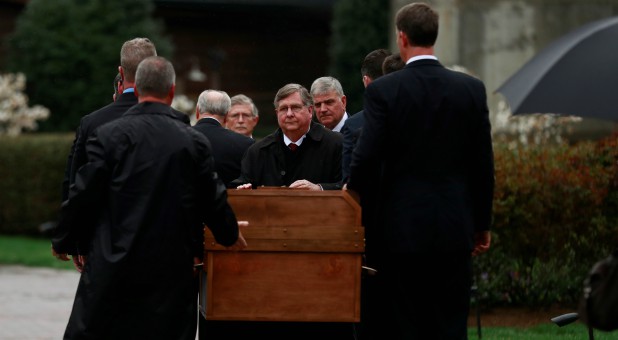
[200, 189, 364, 322]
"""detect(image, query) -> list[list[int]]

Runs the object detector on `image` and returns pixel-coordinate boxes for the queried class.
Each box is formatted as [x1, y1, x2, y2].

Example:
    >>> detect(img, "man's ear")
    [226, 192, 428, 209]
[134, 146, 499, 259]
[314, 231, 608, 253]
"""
[340, 95, 347, 109]
[166, 84, 176, 105]
[362, 75, 371, 88]
[398, 30, 409, 48]
[134, 86, 140, 98]
[118, 66, 124, 81]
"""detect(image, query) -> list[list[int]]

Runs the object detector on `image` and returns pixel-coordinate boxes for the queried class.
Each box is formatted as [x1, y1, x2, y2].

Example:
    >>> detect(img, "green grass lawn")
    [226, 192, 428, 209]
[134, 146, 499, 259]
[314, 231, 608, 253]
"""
[0, 234, 73, 270]
[467, 323, 616, 339]
[1, 234, 615, 339]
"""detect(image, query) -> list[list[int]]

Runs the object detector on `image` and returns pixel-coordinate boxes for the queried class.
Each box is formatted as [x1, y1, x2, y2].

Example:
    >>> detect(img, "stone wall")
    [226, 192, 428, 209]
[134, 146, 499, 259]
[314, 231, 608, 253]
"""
[389, 0, 618, 133]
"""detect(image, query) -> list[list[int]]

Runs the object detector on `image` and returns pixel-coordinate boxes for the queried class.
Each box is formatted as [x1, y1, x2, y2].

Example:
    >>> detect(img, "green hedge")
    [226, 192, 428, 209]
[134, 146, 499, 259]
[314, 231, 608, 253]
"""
[1, 132, 617, 308]
[0, 133, 73, 236]
[475, 135, 618, 308]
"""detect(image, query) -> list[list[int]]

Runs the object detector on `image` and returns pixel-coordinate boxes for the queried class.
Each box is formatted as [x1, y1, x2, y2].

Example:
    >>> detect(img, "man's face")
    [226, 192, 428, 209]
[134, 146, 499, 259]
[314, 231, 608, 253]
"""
[276, 92, 313, 135]
[313, 90, 346, 130]
[226, 103, 258, 137]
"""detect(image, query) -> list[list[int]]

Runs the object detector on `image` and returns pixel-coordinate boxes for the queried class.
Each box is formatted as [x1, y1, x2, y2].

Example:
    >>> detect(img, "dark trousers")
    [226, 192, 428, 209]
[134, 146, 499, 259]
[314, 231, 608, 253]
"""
[359, 252, 472, 340]
[199, 319, 356, 340]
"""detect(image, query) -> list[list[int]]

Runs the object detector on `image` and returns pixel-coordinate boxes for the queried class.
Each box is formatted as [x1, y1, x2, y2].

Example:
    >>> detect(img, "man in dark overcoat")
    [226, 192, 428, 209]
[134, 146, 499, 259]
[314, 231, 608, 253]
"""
[229, 83, 352, 339]
[52, 56, 247, 340]
[232, 83, 342, 191]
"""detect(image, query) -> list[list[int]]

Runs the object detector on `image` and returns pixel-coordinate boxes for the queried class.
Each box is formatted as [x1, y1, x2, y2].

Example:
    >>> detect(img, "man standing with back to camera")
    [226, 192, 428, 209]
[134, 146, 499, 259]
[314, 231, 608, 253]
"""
[63, 37, 157, 202]
[348, 2, 494, 339]
[192, 89, 255, 187]
[61, 38, 157, 272]
[52, 56, 247, 340]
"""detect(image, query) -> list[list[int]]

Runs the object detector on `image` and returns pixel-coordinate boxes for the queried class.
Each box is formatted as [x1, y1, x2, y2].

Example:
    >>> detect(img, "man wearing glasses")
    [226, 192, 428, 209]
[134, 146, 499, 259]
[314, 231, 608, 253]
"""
[225, 94, 260, 138]
[232, 83, 342, 191]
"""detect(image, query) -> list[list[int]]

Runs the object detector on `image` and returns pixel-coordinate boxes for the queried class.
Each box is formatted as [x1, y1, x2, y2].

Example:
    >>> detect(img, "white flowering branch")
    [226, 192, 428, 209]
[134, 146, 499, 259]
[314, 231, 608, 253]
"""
[0, 73, 50, 136]
[171, 94, 196, 125]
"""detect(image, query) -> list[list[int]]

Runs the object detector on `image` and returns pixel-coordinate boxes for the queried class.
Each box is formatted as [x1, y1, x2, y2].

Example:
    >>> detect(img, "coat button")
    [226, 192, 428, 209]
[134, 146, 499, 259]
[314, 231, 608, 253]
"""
[281, 170, 286, 176]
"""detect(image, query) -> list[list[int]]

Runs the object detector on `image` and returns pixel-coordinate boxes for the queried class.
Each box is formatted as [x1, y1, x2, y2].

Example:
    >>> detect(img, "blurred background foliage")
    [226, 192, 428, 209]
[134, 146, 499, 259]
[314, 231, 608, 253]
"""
[5, 0, 173, 132]
[329, 0, 389, 115]
[0, 133, 72, 234]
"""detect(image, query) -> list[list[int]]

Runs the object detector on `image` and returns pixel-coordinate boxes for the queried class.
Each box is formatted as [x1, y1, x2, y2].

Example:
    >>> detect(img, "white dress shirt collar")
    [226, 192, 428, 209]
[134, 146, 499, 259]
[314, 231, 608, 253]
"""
[406, 55, 438, 64]
[332, 112, 349, 132]
[283, 132, 307, 147]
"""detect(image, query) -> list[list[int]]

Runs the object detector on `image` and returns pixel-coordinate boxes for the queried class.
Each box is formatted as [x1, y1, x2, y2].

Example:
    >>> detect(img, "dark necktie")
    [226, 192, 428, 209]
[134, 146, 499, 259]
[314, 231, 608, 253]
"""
[289, 143, 298, 151]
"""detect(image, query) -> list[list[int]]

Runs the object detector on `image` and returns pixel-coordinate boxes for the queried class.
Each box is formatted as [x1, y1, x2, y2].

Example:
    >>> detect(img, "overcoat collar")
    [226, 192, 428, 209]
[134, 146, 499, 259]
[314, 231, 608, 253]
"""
[260, 121, 327, 149]
[195, 117, 223, 128]
[123, 101, 187, 122]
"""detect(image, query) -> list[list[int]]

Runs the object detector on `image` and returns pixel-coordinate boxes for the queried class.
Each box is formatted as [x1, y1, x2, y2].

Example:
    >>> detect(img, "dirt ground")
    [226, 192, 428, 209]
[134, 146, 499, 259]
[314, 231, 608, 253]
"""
[467, 306, 575, 328]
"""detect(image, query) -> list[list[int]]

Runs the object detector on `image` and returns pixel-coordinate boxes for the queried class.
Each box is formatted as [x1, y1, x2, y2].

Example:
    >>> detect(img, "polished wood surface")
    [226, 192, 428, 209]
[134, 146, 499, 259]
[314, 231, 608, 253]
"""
[202, 189, 364, 322]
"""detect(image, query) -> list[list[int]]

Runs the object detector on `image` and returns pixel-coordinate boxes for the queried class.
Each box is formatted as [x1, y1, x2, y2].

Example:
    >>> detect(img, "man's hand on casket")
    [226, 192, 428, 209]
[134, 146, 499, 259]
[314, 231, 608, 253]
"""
[226, 221, 249, 251]
[289, 179, 322, 190]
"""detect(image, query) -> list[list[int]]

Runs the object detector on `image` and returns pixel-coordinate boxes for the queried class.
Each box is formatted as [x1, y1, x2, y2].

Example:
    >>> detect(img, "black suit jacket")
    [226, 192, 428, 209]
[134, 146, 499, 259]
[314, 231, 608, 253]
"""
[349, 59, 494, 253]
[63, 93, 191, 202]
[340, 110, 364, 183]
[62, 92, 138, 202]
[192, 117, 255, 187]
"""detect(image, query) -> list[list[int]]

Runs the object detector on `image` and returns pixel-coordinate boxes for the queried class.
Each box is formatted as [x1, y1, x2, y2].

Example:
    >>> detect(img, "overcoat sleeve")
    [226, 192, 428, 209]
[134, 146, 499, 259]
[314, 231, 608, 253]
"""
[194, 135, 239, 252]
[52, 132, 110, 255]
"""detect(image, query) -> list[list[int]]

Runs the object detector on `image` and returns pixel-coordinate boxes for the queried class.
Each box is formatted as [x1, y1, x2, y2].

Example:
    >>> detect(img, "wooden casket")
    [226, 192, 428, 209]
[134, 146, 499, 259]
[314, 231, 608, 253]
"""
[200, 188, 364, 322]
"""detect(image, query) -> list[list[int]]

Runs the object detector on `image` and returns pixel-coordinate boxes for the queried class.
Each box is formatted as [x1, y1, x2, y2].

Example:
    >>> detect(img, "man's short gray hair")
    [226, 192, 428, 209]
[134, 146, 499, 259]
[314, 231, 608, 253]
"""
[197, 90, 231, 116]
[231, 94, 258, 117]
[310, 76, 345, 97]
[135, 56, 175, 98]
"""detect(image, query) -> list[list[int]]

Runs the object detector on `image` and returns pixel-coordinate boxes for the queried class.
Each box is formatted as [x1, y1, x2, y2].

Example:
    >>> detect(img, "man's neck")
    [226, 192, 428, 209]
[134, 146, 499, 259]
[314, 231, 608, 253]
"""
[138, 96, 170, 105]
[401, 46, 435, 63]
[283, 125, 310, 143]
[200, 114, 224, 125]
[123, 80, 136, 90]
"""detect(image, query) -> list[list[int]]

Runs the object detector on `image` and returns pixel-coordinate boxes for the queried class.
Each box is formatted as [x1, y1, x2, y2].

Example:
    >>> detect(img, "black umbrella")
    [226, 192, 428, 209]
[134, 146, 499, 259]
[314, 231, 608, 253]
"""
[496, 16, 618, 121]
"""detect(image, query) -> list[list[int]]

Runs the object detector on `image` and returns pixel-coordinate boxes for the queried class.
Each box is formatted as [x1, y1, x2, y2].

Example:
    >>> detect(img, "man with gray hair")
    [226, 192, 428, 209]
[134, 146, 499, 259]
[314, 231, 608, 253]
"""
[225, 94, 260, 138]
[52, 56, 247, 340]
[310, 76, 349, 132]
[232, 83, 342, 191]
[193, 90, 254, 187]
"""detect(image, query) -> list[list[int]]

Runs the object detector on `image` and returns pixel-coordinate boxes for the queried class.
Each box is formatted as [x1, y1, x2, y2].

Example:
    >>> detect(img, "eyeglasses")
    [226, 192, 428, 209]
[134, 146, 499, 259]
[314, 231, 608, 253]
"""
[228, 113, 254, 120]
[276, 104, 305, 115]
